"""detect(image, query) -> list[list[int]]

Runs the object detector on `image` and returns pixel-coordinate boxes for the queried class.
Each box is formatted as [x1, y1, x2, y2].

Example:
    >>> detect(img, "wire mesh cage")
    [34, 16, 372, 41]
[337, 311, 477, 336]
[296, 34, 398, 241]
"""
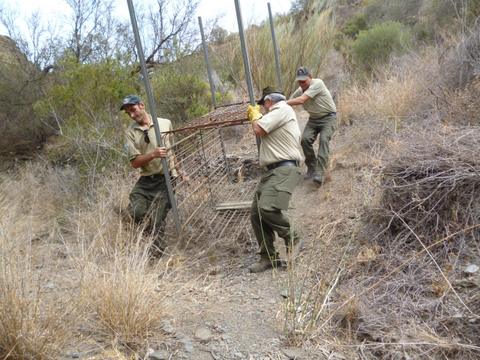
[164, 103, 260, 251]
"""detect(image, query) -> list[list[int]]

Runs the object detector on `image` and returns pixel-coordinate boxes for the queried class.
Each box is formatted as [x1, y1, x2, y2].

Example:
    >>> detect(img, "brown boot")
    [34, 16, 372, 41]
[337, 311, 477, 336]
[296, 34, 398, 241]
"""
[248, 256, 285, 273]
[248, 257, 273, 273]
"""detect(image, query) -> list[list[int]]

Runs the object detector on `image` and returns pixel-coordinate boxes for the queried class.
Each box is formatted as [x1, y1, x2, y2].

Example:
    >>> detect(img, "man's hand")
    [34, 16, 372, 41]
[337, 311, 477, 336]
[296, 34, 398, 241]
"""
[151, 147, 167, 159]
[247, 104, 262, 122]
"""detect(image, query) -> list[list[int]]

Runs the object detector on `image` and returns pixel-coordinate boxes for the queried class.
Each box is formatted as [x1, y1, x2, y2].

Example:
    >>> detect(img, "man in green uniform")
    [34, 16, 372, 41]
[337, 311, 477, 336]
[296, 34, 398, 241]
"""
[287, 67, 337, 185]
[247, 87, 304, 273]
[121, 94, 178, 255]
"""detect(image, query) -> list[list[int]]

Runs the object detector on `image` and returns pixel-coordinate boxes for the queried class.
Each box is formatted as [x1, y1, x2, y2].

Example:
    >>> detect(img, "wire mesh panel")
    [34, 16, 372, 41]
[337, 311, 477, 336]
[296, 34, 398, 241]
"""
[166, 115, 259, 250]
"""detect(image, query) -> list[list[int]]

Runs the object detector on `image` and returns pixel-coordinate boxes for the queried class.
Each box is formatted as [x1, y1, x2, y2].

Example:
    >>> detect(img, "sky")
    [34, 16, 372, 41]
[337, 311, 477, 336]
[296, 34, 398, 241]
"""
[0, 0, 294, 36]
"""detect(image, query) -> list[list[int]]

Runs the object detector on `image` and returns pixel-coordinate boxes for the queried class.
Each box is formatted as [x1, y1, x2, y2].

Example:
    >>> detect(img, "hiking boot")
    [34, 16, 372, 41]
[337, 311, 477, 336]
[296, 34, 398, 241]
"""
[248, 257, 286, 273]
[304, 168, 315, 180]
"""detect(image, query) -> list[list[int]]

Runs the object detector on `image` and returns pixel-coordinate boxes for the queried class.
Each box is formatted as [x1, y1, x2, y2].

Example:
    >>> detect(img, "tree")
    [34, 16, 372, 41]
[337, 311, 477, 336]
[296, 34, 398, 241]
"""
[141, 0, 200, 64]
[65, 0, 121, 63]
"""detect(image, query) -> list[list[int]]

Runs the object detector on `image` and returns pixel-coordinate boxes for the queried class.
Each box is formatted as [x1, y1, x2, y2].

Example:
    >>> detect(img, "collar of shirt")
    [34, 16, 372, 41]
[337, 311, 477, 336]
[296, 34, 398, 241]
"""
[267, 100, 286, 112]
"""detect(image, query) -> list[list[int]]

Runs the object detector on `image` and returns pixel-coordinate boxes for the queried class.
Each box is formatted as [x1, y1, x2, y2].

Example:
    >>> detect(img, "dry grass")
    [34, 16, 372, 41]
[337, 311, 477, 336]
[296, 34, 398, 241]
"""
[322, 126, 480, 359]
[0, 163, 187, 357]
[213, 1, 337, 97]
[0, 163, 74, 359]
[76, 246, 168, 350]
[337, 47, 441, 126]
[66, 175, 178, 351]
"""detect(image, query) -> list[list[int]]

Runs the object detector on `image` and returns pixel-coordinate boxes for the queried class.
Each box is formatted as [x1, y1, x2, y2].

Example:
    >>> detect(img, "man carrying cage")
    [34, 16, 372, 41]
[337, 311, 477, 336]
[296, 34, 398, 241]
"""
[121, 94, 179, 256]
[287, 66, 337, 186]
[246, 87, 304, 273]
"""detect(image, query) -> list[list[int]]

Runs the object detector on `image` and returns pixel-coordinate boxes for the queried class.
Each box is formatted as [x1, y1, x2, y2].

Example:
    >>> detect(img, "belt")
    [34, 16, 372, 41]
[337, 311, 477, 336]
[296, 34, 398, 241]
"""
[311, 112, 336, 121]
[266, 160, 299, 171]
[141, 173, 164, 180]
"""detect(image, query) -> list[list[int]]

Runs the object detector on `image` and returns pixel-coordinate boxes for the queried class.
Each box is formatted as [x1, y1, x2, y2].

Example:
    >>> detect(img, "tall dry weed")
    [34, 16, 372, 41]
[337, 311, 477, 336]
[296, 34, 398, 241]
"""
[76, 247, 167, 350]
[213, 2, 337, 97]
[338, 48, 441, 125]
[0, 163, 75, 359]
[69, 174, 175, 350]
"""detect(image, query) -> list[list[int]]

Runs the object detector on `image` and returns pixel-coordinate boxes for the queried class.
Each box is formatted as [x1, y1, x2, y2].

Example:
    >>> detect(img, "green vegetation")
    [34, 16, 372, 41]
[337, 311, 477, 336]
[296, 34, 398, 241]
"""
[351, 21, 412, 72]
[34, 57, 136, 181]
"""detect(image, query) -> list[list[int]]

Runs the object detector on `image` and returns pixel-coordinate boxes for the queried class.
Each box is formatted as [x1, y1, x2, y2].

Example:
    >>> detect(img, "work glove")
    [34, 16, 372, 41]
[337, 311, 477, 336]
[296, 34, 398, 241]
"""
[247, 104, 262, 123]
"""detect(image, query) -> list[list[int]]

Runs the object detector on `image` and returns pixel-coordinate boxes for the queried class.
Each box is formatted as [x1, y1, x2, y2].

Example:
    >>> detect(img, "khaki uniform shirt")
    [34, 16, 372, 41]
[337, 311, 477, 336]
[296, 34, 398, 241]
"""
[125, 117, 178, 177]
[291, 78, 336, 119]
[256, 101, 304, 167]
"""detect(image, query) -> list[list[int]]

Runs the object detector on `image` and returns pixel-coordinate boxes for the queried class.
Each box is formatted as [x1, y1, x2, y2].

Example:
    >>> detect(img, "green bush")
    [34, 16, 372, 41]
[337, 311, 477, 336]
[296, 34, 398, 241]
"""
[34, 57, 137, 183]
[343, 13, 368, 39]
[351, 21, 412, 72]
[151, 66, 211, 124]
[365, 0, 422, 26]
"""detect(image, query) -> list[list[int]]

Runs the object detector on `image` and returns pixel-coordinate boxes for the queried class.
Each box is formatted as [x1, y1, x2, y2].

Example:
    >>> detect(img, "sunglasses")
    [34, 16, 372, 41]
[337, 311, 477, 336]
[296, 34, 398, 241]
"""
[143, 129, 150, 144]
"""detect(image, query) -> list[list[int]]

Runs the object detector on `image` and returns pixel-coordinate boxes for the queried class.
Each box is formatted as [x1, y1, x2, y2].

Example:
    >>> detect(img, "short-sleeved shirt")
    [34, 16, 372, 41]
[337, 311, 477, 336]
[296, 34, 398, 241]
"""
[256, 101, 304, 167]
[125, 117, 178, 177]
[291, 78, 336, 119]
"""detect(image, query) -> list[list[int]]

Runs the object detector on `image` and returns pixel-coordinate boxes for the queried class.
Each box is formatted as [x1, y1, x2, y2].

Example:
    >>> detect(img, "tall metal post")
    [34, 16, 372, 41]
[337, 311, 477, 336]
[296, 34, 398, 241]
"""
[268, 2, 282, 90]
[126, 0, 181, 235]
[234, 0, 260, 150]
[198, 16, 217, 108]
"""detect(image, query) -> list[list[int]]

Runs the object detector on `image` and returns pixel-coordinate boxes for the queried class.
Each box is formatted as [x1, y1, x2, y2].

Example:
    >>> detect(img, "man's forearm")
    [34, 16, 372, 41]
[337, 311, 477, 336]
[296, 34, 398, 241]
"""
[131, 152, 155, 168]
[287, 93, 311, 106]
[252, 122, 267, 137]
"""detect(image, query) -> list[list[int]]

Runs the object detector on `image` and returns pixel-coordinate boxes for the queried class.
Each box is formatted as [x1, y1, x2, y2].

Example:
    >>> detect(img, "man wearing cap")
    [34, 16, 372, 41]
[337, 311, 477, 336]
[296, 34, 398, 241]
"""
[121, 94, 178, 255]
[246, 87, 304, 273]
[287, 66, 336, 185]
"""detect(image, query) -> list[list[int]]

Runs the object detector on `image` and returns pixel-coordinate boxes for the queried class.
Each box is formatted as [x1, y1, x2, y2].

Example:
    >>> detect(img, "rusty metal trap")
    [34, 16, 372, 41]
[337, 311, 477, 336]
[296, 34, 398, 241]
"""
[164, 103, 261, 249]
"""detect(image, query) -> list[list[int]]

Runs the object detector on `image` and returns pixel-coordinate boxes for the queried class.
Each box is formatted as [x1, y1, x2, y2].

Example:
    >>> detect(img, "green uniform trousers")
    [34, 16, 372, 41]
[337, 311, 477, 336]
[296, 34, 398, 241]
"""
[251, 165, 302, 259]
[301, 113, 337, 177]
[128, 174, 171, 237]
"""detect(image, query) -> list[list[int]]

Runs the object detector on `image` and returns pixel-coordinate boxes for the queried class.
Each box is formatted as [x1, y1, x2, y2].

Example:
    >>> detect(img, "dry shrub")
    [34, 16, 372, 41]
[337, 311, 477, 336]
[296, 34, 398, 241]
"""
[0, 164, 74, 359]
[67, 174, 135, 258]
[0, 261, 66, 359]
[290, 126, 480, 359]
[70, 175, 174, 350]
[337, 48, 441, 125]
[375, 126, 480, 243]
[431, 78, 480, 126]
[77, 247, 167, 350]
[335, 125, 480, 359]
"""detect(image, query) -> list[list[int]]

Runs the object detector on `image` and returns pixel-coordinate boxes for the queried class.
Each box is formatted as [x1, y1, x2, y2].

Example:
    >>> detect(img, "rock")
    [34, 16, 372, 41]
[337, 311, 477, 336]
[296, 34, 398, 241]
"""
[463, 264, 479, 274]
[179, 337, 193, 353]
[149, 350, 170, 360]
[160, 320, 175, 334]
[283, 348, 305, 359]
[280, 288, 301, 299]
[44, 282, 55, 290]
[69, 352, 80, 359]
[194, 326, 213, 343]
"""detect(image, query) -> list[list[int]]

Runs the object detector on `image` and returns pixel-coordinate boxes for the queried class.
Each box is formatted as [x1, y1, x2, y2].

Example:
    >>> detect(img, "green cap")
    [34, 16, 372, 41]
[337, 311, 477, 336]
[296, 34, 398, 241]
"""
[257, 86, 284, 105]
[120, 94, 141, 110]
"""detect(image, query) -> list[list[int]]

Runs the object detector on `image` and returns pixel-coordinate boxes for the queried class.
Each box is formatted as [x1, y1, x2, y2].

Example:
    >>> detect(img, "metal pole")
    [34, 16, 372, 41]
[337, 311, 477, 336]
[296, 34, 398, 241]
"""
[268, 2, 282, 89]
[198, 17, 217, 109]
[233, 0, 260, 150]
[234, 0, 255, 104]
[126, 0, 181, 235]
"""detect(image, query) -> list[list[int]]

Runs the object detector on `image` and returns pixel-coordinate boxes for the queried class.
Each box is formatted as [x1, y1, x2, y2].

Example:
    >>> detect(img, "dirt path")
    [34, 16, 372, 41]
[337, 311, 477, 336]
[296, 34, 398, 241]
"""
[27, 111, 364, 360]
[153, 112, 364, 360]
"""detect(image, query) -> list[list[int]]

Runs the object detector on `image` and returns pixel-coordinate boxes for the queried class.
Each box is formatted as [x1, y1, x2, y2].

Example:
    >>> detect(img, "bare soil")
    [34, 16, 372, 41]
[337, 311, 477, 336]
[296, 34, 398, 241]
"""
[29, 109, 367, 360]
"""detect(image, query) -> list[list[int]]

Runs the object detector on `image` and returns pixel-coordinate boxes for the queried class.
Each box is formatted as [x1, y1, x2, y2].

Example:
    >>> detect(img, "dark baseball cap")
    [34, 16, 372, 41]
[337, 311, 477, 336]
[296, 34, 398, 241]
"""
[257, 86, 284, 105]
[295, 66, 311, 81]
[120, 94, 142, 110]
